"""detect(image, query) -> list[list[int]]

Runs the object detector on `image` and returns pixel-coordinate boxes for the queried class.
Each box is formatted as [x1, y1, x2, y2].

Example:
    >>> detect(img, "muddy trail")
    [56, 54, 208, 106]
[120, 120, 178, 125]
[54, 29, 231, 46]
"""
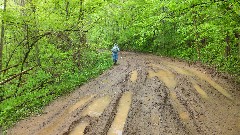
[7, 52, 240, 135]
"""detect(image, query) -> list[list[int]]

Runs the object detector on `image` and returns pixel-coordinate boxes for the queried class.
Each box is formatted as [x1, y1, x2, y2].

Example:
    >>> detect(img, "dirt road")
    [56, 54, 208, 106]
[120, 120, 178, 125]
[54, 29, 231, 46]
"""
[7, 52, 240, 135]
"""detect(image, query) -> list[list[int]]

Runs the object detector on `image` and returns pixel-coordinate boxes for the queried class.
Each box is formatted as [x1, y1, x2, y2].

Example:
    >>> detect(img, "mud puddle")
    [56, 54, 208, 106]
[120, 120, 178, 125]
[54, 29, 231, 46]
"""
[130, 70, 138, 82]
[82, 96, 111, 117]
[108, 91, 133, 135]
[69, 121, 89, 135]
[191, 80, 208, 99]
[164, 63, 193, 76]
[68, 95, 95, 113]
[36, 95, 94, 135]
[148, 70, 176, 89]
[189, 68, 233, 100]
[7, 52, 240, 135]
[165, 62, 232, 100]
[170, 91, 190, 121]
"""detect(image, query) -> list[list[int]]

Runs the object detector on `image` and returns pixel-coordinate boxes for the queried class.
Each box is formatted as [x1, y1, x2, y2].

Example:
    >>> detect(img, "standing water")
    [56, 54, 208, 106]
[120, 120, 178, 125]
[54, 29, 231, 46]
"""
[108, 91, 133, 135]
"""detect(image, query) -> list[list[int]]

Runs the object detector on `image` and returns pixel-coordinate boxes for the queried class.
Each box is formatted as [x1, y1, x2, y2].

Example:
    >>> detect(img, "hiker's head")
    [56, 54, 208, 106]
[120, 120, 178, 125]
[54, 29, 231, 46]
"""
[114, 43, 118, 47]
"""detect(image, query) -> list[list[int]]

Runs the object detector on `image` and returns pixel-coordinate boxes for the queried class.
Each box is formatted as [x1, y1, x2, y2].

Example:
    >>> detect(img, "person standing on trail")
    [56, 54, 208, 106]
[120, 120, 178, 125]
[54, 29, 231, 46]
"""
[111, 43, 120, 65]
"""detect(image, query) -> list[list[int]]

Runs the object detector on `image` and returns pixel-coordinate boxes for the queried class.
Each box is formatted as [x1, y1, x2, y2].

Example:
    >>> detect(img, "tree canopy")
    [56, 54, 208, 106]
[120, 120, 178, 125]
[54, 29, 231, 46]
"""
[88, 0, 240, 75]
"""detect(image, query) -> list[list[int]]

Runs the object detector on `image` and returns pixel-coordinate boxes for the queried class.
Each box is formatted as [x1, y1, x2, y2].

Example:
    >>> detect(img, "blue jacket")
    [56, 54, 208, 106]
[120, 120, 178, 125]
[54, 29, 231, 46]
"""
[111, 45, 120, 54]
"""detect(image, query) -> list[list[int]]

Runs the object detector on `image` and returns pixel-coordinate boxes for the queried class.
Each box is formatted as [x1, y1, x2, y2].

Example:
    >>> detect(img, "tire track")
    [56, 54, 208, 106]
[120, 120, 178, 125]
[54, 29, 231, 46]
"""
[7, 52, 240, 135]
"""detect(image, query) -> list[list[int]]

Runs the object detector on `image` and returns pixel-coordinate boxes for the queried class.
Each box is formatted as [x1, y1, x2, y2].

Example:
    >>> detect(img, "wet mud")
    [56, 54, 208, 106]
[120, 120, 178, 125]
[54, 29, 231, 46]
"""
[7, 52, 240, 135]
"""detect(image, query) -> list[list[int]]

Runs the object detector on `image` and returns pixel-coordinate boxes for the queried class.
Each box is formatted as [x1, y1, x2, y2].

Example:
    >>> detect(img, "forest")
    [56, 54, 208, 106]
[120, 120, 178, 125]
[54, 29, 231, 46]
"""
[0, 0, 239, 132]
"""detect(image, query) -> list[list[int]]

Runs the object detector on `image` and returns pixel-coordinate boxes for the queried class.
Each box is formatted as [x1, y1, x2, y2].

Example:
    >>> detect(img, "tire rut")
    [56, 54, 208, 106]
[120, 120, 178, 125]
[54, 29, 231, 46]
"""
[84, 93, 122, 135]
[7, 52, 240, 135]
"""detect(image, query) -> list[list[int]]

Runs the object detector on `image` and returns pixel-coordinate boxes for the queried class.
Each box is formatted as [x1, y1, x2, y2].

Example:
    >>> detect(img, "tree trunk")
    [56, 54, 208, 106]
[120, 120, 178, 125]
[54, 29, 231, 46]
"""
[79, 0, 86, 47]
[66, 0, 70, 20]
[30, 1, 41, 66]
[239, 40, 240, 59]
[0, 0, 7, 72]
[193, 11, 200, 60]
[73, 0, 85, 68]
[235, 32, 240, 59]
[225, 34, 230, 57]
[78, 0, 84, 22]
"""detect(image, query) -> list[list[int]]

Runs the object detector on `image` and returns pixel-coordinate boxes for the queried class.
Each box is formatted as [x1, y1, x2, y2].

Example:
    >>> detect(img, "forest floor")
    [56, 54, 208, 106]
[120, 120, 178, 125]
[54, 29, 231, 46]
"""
[7, 52, 240, 135]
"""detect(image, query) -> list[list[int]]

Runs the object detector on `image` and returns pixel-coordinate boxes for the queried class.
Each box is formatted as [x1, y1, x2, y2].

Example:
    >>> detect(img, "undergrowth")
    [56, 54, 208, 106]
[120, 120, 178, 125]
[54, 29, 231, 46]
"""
[0, 50, 112, 133]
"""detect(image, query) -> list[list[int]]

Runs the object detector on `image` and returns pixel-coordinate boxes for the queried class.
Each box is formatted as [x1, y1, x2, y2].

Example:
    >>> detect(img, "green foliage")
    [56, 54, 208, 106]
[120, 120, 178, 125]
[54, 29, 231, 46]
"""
[0, 0, 240, 133]
[0, 0, 113, 132]
[88, 0, 240, 77]
[0, 49, 112, 130]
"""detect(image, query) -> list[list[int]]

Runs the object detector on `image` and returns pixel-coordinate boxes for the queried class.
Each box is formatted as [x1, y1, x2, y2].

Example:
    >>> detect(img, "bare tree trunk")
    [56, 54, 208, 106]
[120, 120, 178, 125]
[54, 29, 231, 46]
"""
[0, 0, 7, 72]
[235, 32, 240, 59]
[193, 11, 200, 60]
[66, 0, 70, 20]
[225, 34, 230, 57]
[30, 1, 41, 66]
[78, 0, 84, 22]
[79, 0, 86, 47]
[74, 0, 85, 68]
[239, 40, 240, 59]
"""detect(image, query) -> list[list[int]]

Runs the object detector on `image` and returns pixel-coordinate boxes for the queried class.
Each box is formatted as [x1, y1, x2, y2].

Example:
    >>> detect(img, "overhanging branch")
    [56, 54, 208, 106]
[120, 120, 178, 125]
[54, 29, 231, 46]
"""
[0, 67, 34, 85]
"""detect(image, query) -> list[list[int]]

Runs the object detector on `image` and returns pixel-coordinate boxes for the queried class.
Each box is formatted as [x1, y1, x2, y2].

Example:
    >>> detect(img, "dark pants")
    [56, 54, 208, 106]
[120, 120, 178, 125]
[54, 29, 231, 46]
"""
[112, 53, 118, 64]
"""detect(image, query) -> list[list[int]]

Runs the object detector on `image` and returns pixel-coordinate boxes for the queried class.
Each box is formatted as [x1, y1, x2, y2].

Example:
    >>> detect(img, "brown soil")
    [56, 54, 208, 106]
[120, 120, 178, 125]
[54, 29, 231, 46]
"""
[7, 52, 240, 135]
